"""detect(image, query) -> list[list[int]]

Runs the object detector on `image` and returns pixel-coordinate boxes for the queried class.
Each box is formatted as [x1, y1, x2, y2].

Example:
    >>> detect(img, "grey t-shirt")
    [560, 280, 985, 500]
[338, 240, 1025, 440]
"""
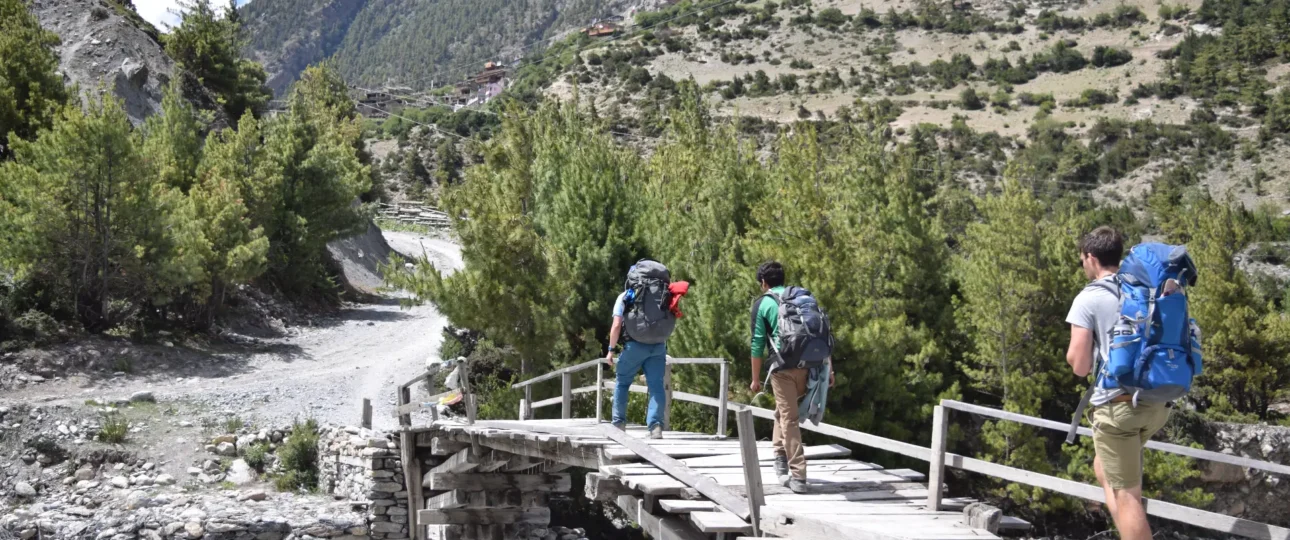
[1066, 277, 1124, 406]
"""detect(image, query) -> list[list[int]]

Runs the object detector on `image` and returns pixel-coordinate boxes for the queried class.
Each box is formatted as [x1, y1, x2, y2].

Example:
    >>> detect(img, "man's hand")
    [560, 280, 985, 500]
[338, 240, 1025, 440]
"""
[605, 350, 615, 367]
[749, 379, 761, 393]
[829, 371, 835, 388]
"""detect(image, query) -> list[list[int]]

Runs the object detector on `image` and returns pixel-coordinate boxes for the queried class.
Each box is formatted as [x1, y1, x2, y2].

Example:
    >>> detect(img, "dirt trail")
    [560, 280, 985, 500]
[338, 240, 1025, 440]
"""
[9, 231, 462, 432]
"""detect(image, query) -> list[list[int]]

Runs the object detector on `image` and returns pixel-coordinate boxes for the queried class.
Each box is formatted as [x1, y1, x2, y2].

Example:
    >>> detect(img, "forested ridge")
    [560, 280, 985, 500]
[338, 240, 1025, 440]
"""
[241, 0, 634, 93]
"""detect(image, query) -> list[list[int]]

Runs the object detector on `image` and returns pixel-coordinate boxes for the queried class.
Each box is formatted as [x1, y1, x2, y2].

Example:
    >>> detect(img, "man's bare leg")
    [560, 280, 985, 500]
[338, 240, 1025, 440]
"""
[1113, 486, 1151, 540]
[1094, 456, 1118, 516]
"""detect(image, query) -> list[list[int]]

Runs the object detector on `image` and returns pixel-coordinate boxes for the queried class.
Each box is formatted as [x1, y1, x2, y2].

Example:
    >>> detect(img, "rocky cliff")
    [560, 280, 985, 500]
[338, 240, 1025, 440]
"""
[1199, 422, 1290, 526]
[30, 0, 174, 125]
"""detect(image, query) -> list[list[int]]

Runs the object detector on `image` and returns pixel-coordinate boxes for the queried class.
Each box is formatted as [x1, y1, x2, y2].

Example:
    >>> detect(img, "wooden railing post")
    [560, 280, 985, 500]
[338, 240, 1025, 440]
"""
[398, 385, 412, 427]
[927, 404, 949, 511]
[736, 409, 763, 536]
[561, 372, 573, 420]
[717, 361, 729, 436]
[361, 398, 372, 429]
[523, 386, 533, 420]
[427, 371, 439, 423]
[596, 359, 605, 423]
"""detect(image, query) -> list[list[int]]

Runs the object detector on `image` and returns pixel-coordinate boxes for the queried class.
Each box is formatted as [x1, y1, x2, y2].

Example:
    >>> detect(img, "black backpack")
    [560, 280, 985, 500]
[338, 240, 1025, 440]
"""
[763, 286, 832, 368]
[622, 259, 675, 344]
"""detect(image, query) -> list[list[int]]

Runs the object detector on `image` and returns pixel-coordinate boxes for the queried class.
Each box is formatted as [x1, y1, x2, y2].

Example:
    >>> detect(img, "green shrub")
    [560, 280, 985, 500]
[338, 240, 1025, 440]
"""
[99, 413, 129, 443]
[275, 419, 319, 492]
[223, 417, 244, 434]
[243, 442, 271, 472]
[959, 88, 984, 110]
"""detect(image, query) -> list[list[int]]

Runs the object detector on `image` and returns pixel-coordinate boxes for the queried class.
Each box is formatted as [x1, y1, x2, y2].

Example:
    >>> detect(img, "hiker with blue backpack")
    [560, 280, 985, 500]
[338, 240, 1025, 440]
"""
[749, 261, 834, 494]
[606, 260, 683, 439]
[1065, 227, 1202, 540]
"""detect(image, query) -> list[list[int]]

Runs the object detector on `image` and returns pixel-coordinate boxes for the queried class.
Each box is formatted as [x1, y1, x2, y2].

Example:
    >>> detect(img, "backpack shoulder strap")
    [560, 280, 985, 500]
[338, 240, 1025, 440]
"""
[1087, 276, 1121, 299]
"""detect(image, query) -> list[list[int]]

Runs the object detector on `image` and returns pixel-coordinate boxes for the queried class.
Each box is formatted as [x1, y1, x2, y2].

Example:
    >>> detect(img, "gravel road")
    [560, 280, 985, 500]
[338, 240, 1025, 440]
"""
[8, 231, 463, 432]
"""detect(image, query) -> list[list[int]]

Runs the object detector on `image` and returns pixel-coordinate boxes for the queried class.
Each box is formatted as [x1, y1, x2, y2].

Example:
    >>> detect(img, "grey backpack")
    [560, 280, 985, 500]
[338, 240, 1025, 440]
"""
[622, 260, 675, 344]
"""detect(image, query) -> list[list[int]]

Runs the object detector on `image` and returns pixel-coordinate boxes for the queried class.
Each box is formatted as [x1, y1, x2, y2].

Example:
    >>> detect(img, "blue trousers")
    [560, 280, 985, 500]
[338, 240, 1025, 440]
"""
[612, 341, 667, 429]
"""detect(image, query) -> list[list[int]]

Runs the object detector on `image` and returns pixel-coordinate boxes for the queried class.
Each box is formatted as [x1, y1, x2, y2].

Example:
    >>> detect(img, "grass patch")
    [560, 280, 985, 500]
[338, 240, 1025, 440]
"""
[274, 419, 320, 492]
[219, 481, 236, 490]
[223, 417, 245, 434]
[375, 217, 436, 235]
[99, 413, 129, 443]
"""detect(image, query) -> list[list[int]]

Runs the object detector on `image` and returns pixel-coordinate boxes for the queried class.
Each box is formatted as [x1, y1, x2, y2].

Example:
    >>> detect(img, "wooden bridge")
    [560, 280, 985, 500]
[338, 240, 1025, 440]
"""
[389, 357, 1290, 540]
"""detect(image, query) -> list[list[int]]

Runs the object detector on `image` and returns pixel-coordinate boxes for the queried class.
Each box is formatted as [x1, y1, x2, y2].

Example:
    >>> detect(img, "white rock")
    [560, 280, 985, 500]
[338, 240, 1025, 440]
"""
[75, 468, 94, 481]
[178, 421, 193, 427]
[180, 508, 206, 521]
[186, 467, 201, 476]
[183, 522, 203, 538]
[142, 462, 155, 471]
[125, 490, 150, 509]
[129, 391, 155, 403]
[238, 490, 267, 502]
[215, 442, 236, 456]
[110, 476, 129, 489]
[226, 459, 254, 485]
[155, 474, 175, 485]
[15, 482, 36, 498]
[114, 463, 125, 470]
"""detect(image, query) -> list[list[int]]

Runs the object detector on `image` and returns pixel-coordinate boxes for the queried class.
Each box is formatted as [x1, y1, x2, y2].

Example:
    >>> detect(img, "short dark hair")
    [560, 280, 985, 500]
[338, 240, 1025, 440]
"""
[1080, 226, 1124, 268]
[757, 261, 785, 288]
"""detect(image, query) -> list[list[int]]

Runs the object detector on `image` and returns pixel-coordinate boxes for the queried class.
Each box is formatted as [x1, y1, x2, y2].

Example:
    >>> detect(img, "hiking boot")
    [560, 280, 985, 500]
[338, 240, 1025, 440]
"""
[773, 455, 789, 478]
[788, 477, 809, 494]
[648, 424, 664, 439]
[612, 422, 626, 431]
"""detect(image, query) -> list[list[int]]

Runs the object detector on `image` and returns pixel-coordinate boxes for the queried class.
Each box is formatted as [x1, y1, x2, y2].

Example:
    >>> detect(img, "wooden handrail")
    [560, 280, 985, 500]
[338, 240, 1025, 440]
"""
[511, 358, 606, 389]
[940, 399, 1290, 477]
[603, 387, 1289, 540]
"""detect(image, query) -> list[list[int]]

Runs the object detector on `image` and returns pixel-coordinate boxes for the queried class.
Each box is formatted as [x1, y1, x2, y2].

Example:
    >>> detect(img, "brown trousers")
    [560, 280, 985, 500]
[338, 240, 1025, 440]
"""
[771, 367, 809, 479]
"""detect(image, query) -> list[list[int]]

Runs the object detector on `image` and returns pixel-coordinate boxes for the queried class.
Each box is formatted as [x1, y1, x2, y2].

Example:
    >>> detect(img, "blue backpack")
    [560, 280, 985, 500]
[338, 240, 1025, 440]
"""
[1100, 243, 1204, 404]
[1067, 243, 1202, 444]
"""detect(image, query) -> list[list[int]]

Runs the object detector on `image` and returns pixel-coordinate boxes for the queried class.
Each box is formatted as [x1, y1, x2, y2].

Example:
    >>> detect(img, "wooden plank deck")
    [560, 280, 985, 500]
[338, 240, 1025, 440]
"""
[417, 419, 1002, 540]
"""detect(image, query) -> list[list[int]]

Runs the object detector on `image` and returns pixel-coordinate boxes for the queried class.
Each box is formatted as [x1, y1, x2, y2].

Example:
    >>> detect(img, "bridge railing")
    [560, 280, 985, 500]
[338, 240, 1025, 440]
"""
[510, 356, 730, 435]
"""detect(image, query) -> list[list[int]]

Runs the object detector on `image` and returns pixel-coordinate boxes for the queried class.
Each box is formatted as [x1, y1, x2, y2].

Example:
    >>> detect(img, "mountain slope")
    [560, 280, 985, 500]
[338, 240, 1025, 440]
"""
[240, 0, 366, 95]
[242, 0, 657, 94]
[31, 0, 174, 124]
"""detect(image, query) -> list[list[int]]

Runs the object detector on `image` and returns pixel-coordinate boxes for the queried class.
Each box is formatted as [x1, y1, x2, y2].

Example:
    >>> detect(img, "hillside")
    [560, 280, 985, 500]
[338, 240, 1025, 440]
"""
[513, 0, 1290, 213]
[241, 0, 666, 95]
[30, 0, 173, 124]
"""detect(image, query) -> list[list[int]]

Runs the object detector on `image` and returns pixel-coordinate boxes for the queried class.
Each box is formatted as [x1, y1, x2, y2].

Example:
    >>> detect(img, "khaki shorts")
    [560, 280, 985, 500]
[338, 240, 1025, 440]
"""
[1091, 401, 1170, 490]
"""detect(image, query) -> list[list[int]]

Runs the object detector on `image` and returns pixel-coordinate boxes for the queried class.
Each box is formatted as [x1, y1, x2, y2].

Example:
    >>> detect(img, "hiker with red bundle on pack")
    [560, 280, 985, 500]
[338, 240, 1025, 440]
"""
[606, 259, 685, 439]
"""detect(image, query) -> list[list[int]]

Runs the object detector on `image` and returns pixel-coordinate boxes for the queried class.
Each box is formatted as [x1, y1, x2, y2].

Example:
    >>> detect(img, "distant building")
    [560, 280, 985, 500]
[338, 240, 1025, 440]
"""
[352, 87, 413, 118]
[452, 62, 509, 107]
[585, 21, 620, 37]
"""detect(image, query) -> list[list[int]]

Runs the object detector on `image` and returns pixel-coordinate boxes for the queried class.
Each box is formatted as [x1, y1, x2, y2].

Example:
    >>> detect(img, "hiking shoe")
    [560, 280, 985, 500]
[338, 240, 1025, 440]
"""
[773, 455, 789, 478]
[788, 477, 809, 494]
[648, 424, 663, 439]
[611, 422, 626, 431]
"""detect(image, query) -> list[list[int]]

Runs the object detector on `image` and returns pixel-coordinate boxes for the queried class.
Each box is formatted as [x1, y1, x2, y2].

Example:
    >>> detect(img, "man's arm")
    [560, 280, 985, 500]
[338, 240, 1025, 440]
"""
[606, 316, 623, 366]
[750, 297, 771, 392]
[1066, 325, 1095, 377]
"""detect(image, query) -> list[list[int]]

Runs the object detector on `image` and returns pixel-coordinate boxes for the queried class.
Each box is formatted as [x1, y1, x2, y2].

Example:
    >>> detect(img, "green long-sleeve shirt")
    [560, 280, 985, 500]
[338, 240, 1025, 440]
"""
[750, 286, 785, 359]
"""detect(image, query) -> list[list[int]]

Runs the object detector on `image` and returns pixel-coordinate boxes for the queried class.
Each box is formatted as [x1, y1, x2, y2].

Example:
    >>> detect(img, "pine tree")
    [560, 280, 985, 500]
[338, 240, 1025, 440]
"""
[0, 0, 68, 158]
[0, 97, 167, 330]
[165, 0, 271, 123]
[1185, 196, 1290, 420]
[142, 84, 206, 192]
[954, 174, 1085, 508]
[386, 104, 565, 376]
